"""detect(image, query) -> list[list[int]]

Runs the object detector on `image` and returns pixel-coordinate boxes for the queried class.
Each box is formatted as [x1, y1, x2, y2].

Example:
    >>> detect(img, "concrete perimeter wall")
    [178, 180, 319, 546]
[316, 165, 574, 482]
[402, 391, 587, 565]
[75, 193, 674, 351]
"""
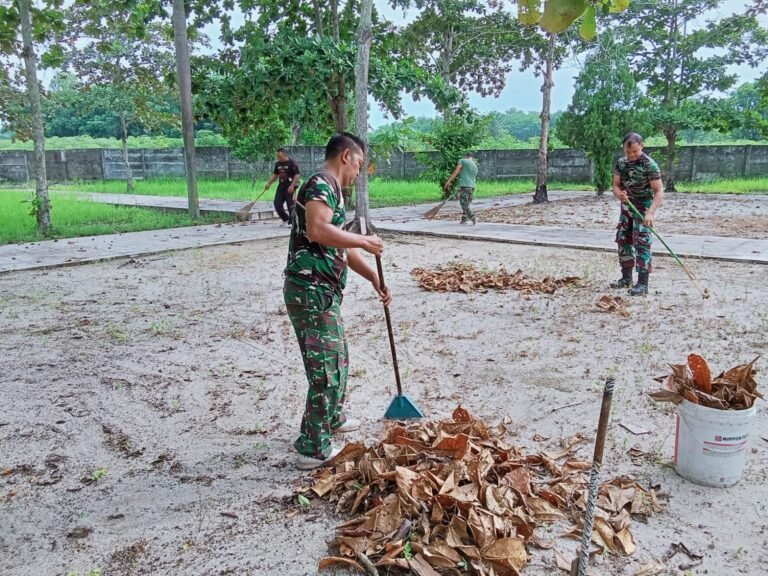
[2, 145, 767, 183]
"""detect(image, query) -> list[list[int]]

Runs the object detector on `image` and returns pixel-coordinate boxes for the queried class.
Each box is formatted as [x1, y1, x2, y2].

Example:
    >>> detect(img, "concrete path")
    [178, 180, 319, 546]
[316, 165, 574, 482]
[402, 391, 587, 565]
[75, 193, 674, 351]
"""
[80, 193, 277, 221]
[369, 190, 588, 222]
[3, 191, 767, 273]
[377, 220, 768, 265]
[0, 221, 289, 274]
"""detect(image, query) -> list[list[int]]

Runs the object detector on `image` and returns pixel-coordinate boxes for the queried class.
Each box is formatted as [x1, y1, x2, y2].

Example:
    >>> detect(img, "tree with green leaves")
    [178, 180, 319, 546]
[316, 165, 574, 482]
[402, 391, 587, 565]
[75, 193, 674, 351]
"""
[557, 36, 650, 195]
[63, 4, 177, 192]
[73, 0, 224, 216]
[392, 0, 549, 101]
[196, 0, 461, 167]
[486, 0, 630, 203]
[1, 0, 66, 236]
[419, 112, 489, 197]
[724, 82, 768, 140]
[613, 0, 768, 191]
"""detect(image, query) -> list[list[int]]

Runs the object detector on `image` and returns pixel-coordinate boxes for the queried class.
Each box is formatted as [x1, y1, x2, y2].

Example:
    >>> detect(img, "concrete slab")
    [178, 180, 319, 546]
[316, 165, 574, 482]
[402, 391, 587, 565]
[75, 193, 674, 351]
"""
[0, 221, 289, 274]
[3, 192, 766, 274]
[368, 190, 589, 222]
[80, 193, 278, 221]
[377, 220, 768, 265]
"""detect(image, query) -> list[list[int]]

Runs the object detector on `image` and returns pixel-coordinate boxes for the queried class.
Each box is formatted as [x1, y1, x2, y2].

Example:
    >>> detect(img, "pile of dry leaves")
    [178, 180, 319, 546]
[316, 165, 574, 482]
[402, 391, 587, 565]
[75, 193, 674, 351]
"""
[650, 354, 762, 410]
[302, 407, 660, 576]
[411, 263, 580, 295]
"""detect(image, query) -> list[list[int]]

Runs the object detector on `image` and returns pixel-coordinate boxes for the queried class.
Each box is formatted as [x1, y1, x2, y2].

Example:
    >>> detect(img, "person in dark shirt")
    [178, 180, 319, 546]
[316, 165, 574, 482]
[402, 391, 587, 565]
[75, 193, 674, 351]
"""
[264, 148, 301, 225]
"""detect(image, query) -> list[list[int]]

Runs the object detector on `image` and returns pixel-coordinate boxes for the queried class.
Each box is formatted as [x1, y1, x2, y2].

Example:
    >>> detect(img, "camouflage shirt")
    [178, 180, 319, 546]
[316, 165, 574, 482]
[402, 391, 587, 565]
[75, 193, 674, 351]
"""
[613, 153, 661, 201]
[284, 171, 348, 295]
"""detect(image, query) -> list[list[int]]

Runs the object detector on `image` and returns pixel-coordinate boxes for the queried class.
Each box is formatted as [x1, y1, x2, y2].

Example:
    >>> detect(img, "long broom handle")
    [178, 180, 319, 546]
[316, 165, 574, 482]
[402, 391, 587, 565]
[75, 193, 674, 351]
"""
[572, 377, 615, 576]
[624, 199, 685, 268]
[375, 255, 404, 397]
[624, 199, 709, 297]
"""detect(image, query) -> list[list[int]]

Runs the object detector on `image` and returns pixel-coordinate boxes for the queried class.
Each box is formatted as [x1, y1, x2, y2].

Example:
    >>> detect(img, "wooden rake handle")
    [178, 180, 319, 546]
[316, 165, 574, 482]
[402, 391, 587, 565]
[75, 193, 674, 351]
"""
[360, 217, 403, 397]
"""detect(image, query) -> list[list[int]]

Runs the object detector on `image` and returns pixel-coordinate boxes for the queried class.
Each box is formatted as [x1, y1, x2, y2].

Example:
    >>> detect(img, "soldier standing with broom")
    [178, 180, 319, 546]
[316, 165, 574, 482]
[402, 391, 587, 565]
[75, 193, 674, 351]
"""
[610, 133, 664, 296]
[443, 152, 479, 225]
[284, 133, 392, 470]
[264, 148, 301, 226]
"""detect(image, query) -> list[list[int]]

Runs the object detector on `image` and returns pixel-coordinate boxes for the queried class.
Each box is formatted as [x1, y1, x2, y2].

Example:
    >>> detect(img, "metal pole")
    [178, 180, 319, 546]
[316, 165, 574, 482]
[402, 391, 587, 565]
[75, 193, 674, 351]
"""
[572, 377, 615, 576]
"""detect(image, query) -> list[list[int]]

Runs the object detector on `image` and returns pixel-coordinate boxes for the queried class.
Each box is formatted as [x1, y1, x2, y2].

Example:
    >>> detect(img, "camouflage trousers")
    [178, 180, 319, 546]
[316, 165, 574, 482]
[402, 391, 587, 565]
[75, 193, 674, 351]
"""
[616, 197, 653, 273]
[459, 187, 475, 222]
[284, 280, 349, 458]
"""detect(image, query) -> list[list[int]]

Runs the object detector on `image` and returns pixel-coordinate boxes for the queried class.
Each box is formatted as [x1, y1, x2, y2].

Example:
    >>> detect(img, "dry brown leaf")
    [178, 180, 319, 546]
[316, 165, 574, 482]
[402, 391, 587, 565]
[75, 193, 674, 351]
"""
[615, 526, 637, 555]
[311, 472, 336, 498]
[528, 497, 568, 522]
[424, 540, 463, 568]
[432, 433, 470, 460]
[453, 405, 472, 423]
[554, 548, 574, 571]
[502, 467, 532, 495]
[688, 354, 712, 394]
[317, 556, 365, 572]
[409, 553, 441, 576]
[596, 295, 631, 318]
[483, 537, 528, 570]
[634, 558, 665, 575]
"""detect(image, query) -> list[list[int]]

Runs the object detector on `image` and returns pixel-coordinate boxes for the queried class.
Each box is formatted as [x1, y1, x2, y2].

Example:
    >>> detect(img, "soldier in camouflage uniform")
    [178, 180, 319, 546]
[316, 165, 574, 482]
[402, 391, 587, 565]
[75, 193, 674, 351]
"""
[284, 133, 392, 470]
[611, 133, 664, 296]
[444, 152, 479, 225]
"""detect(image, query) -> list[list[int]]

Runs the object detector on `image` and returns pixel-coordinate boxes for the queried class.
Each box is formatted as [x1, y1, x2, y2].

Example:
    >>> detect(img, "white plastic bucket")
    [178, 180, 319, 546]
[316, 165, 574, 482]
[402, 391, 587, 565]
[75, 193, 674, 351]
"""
[674, 399, 757, 487]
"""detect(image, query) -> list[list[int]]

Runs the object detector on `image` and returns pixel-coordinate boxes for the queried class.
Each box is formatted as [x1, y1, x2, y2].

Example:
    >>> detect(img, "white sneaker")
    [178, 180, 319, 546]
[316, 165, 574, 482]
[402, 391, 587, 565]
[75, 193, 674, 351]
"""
[334, 418, 361, 434]
[280, 221, 291, 228]
[295, 446, 341, 470]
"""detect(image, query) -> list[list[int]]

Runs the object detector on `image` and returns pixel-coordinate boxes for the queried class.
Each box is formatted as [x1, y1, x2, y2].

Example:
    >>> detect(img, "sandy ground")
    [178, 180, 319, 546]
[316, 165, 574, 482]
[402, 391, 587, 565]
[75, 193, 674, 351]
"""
[1, 234, 767, 576]
[437, 193, 768, 239]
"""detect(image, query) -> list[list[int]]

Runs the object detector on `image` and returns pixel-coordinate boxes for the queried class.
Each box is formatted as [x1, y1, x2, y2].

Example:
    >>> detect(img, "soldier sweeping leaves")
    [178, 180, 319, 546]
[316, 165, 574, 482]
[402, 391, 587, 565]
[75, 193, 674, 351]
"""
[611, 133, 664, 296]
[283, 133, 392, 470]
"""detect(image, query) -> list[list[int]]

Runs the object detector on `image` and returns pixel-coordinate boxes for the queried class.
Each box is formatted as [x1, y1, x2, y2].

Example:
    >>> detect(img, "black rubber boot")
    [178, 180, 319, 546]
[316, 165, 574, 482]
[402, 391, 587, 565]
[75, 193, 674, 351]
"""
[610, 268, 633, 289]
[629, 271, 649, 296]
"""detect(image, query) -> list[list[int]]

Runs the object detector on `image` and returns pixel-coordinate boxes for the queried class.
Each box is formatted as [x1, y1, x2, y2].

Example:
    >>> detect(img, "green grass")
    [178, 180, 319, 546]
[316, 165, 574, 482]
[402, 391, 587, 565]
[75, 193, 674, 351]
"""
[0, 190, 229, 245]
[0, 135, 189, 151]
[676, 177, 768, 194]
[52, 177, 593, 207]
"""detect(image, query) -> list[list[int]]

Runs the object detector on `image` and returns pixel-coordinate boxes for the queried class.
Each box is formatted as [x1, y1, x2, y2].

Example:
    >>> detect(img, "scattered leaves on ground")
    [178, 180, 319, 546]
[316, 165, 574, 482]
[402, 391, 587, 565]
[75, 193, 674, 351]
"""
[596, 295, 631, 318]
[302, 407, 660, 575]
[411, 263, 580, 295]
[650, 356, 762, 410]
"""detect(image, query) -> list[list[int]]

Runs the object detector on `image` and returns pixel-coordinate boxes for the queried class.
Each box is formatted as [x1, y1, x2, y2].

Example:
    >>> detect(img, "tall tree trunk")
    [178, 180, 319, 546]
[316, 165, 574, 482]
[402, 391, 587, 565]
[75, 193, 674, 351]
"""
[353, 0, 373, 227]
[291, 122, 302, 145]
[663, 125, 677, 192]
[533, 33, 555, 205]
[311, 0, 325, 36]
[119, 111, 134, 192]
[330, 0, 340, 42]
[439, 28, 454, 120]
[19, 0, 51, 235]
[172, 0, 199, 218]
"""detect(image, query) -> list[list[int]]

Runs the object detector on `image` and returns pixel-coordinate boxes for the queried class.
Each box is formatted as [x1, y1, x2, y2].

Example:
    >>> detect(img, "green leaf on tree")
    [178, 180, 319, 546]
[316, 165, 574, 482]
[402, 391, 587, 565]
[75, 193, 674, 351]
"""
[579, 6, 597, 42]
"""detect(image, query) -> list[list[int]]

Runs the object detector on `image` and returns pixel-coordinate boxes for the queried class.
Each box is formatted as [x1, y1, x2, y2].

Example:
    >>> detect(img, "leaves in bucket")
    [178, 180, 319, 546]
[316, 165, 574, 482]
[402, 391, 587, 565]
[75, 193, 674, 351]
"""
[687, 354, 712, 394]
[307, 406, 661, 575]
[650, 356, 762, 410]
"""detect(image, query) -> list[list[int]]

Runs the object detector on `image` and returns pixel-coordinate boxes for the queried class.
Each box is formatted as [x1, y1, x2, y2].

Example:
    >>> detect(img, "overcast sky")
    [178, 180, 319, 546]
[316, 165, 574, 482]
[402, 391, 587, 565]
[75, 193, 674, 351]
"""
[33, 0, 765, 130]
[367, 0, 768, 127]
